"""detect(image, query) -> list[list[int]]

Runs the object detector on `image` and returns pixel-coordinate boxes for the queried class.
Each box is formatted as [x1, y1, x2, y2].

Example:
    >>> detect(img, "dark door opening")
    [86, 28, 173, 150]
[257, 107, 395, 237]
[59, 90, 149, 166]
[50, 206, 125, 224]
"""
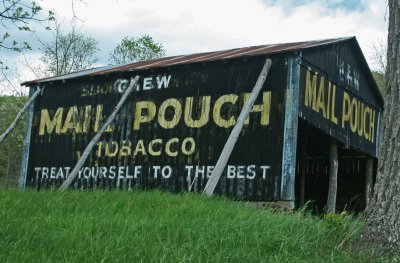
[295, 120, 376, 214]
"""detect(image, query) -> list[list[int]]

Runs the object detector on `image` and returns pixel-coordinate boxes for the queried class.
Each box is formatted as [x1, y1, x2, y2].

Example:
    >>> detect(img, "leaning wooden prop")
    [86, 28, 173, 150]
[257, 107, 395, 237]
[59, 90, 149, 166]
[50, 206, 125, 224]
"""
[203, 59, 272, 196]
[0, 86, 43, 144]
[59, 76, 140, 190]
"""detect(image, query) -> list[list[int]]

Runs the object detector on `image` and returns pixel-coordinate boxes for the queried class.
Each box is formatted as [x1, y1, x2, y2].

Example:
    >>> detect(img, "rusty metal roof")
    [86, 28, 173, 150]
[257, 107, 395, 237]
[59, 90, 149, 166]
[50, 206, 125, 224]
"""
[23, 37, 353, 85]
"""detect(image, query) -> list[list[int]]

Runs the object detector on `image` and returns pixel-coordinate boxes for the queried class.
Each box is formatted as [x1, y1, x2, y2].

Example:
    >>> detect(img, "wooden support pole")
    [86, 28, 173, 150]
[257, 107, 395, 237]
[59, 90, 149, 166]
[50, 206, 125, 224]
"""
[19, 86, 36, 189]
[59, 76, 139, 190]
[0, 86, 41, 144]
[365, 157, 374, 209]
[326, 138, 338, 213]
[203, 59, 272, 196]
[299, 131, 308, 207]
[280, 56, 300, 206]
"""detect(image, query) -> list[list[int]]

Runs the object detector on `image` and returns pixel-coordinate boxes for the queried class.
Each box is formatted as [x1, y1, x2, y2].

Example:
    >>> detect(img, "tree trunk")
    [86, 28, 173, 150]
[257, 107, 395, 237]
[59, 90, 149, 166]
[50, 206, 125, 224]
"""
[363, 0, 400, 248]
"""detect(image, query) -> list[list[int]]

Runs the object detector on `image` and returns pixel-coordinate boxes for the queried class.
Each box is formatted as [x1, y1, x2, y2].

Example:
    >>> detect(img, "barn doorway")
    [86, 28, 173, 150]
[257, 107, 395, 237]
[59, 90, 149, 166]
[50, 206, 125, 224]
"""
[295, 120, 377, 214]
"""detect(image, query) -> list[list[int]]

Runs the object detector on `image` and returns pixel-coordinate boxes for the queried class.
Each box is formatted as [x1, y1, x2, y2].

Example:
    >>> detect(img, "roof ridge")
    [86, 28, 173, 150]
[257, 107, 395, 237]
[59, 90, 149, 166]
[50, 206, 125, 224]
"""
[22, 37, 355, 85]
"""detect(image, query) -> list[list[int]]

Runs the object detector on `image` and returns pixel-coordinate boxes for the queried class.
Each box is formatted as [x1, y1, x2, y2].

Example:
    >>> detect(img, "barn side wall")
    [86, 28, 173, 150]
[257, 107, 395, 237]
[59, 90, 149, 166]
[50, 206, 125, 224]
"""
[22, 55, 289, 201]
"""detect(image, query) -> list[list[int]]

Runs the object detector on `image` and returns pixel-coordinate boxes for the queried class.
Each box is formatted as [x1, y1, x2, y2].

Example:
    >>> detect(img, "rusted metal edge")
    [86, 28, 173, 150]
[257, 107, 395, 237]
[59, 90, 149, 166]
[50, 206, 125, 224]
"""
[21, 37, 352, 86]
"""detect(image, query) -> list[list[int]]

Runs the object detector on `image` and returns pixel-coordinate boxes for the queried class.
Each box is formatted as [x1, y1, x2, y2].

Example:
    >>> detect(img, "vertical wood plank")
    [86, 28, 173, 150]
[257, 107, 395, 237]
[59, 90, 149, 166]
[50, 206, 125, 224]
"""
[326, 138, 338, 213]
[280, 55, 300, 206]
[299, 131, 308, 206]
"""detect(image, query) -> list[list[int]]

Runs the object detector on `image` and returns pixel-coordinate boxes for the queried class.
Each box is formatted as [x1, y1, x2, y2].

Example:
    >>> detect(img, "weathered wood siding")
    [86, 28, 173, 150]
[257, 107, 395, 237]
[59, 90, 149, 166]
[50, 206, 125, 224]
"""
[299, 43, 382, 157]
[25, 56, 288, 201]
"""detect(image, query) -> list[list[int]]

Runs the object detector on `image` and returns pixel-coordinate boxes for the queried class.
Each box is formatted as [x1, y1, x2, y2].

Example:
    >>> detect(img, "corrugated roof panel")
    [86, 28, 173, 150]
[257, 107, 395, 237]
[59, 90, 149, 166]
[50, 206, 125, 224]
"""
[24, 65, 115, 85]
[22, 37, 352, 85]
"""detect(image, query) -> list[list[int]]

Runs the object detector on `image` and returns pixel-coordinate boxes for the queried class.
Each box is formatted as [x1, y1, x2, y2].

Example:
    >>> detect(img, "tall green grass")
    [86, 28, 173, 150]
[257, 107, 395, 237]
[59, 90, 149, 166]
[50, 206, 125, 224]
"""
[0, 190, 391, 262]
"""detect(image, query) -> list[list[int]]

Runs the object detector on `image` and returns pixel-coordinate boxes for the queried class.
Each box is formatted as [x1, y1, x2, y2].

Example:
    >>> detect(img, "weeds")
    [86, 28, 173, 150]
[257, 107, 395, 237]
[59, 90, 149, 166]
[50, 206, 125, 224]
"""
[0, 189, 394, 262]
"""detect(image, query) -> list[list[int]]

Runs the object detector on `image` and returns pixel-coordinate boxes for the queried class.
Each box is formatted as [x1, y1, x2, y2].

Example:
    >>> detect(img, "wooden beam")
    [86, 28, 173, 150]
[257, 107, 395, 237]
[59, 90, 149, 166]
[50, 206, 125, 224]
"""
[280, 56, 300, 205]
[365, 157, 374, 209]
[59, 76, 139, 190]
[299, 130, 308, 207]
[19, 86, 37, 189]
[203, 59, 272, 196]
[0, 86, 42, 144]
[326, 138, 338, 213]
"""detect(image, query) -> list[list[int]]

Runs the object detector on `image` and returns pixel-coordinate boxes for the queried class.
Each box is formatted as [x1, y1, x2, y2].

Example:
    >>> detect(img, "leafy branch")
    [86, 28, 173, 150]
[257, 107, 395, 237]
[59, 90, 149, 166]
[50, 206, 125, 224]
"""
[0, 0, 54, 52]
[109, 35, 166, 65]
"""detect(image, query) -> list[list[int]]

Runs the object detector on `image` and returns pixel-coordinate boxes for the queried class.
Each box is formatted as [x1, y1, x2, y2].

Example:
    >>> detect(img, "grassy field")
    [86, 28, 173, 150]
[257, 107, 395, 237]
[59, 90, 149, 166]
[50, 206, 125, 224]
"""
[0, 190, 395, 262]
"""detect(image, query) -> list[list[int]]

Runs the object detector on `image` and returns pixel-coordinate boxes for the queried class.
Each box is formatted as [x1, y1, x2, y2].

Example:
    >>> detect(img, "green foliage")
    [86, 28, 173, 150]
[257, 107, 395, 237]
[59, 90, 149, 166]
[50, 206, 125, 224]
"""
[0, 0, 54, 55]
[323, 212, 348, 229]
[109, 35, 166, 65]
[40, 22, 100, 76]
[0, 96, 27, 188]
[0, 190, 395, 262]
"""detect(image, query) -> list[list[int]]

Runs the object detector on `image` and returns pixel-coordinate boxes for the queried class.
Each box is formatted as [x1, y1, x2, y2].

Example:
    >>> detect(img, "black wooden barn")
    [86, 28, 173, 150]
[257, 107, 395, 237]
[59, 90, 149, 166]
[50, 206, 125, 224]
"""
[20, 37, 383, 212]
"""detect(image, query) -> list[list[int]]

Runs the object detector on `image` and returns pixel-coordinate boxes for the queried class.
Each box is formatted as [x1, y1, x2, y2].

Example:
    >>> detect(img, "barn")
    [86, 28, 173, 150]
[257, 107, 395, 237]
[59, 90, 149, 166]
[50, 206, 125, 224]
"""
[19, 36, 383, 212]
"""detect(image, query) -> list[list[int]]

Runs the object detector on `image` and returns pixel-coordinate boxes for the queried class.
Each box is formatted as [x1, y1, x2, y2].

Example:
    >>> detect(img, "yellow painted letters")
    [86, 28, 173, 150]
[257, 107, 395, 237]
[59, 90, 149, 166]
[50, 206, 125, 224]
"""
[213, 94, 238, 128]
[184, 96, 210, 128]
[39, 108, 63, 135]
[133, 101, 156, 130]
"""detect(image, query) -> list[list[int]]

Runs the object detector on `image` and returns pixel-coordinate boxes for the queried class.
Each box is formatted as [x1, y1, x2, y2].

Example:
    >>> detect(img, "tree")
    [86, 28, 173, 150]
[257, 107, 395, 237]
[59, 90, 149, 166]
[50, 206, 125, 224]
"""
[363, 0, 400, 249]
[372, 71, 385, 97]
[109, 35, 166, 65]
[39, 20, 100, 76]
[0, 64, 25, 96]
[370, 39, 387, 96]
[0, 0, 54, 64]
[0, 95, 26, 188]
[370, 39, 387, 75]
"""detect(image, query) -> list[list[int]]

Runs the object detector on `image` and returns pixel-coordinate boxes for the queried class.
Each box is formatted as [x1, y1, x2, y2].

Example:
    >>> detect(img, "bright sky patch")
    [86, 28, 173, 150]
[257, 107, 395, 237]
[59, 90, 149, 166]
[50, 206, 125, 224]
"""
[263, 0, 365, 12]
